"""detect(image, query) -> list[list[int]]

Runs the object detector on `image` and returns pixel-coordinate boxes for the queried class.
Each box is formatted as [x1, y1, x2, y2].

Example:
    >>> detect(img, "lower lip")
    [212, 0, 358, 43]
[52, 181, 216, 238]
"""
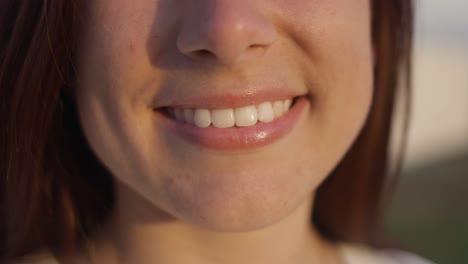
[155, 97, 309, 152]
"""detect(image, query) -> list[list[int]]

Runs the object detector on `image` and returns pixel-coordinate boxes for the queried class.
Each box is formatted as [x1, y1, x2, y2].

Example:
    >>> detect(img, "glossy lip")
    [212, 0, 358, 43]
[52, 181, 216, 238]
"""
[154, 90, 306, 109]
[154, 96, 309, 152]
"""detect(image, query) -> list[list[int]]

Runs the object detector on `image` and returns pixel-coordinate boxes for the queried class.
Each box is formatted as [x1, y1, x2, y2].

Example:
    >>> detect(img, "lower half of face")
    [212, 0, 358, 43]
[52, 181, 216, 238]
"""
[76, 0, 373, 231]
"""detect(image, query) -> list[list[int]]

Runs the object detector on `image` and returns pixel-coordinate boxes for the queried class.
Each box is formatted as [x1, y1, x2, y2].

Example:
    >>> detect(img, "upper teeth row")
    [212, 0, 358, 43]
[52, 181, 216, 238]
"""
[169, 99, 293, 128]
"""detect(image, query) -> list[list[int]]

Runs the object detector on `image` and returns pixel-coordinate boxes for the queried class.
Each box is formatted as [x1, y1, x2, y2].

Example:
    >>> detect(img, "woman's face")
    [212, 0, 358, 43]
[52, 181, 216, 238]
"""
[77, 0, 373, 230]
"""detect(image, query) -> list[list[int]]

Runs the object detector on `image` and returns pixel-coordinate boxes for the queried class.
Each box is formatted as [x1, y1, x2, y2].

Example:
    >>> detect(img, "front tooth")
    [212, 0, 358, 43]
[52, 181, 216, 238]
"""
[273, 101, 284, 118]
[184, 109, 194, 124]
[235, 105, 258, 127]
[283, 99, 292, 113]
[174, 108, 185, 122]
[194, 109, 211, 128]
[211, 108, 235, 128]
[257, 102, 274, 123]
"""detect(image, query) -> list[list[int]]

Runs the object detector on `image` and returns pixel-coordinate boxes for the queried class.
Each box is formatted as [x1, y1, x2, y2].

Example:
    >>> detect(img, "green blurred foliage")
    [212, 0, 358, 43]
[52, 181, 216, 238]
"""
[385, 151, 468, 264]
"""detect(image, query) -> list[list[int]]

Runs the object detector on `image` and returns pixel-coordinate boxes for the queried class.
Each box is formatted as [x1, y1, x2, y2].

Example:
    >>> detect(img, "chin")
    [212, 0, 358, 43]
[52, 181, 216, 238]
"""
[146, 168, 314, 232]
[171, 196, 299, 232]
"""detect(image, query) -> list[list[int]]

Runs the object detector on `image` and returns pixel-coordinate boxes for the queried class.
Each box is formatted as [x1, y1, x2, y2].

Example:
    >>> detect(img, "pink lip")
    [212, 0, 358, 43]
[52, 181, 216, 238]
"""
[154, 96, 309, 152]
[157, 90, 306, 109]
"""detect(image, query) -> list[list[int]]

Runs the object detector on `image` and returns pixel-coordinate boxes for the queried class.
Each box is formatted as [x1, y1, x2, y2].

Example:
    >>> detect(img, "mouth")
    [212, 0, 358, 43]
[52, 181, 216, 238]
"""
[159, 96, 301, 128]
[153, 95, 309, 152]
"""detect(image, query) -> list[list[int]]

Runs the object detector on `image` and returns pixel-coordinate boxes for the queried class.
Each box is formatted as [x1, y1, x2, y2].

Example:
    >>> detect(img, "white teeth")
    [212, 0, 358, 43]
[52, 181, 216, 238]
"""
[283, 99, 292, 113]
[169, 98, 295, 128]
[235, 105, 258, 127]
[194, 109, 211, 128]
[211, 108, 235, 128]
[257, 102, 274, 123]
[273, 101, 284, 118]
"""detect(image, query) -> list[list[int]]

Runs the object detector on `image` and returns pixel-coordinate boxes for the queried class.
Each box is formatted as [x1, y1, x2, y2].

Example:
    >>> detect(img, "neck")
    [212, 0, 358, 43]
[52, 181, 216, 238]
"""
[84, 183, 340, 264]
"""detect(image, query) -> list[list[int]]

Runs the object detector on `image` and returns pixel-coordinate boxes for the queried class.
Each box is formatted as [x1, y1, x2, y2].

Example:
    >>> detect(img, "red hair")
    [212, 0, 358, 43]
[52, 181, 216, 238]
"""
[0, 0, 413, 260]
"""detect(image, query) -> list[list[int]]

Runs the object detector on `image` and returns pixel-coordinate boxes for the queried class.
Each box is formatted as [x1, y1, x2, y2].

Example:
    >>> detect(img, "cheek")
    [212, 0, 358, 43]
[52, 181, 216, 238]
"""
[273, 0, 373, 102]
[77, 0, 159, 100]
[312, 37, 374, 176]
[75, 1, 164, 174]
[288, 0, 374, 173]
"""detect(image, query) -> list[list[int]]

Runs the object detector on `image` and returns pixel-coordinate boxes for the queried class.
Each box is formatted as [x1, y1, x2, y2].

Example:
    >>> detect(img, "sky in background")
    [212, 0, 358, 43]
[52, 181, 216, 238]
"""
[416, 0, 468, 44]
[401, 0, 468, 167]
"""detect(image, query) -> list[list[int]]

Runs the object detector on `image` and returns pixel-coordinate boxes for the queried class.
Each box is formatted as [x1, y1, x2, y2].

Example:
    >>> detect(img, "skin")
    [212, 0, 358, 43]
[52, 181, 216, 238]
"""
[75, 0, 373, 263]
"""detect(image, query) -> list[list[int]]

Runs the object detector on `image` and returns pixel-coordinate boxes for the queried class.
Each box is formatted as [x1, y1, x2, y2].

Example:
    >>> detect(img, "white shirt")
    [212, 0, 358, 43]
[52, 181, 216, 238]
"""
[338, 243, 436, 264]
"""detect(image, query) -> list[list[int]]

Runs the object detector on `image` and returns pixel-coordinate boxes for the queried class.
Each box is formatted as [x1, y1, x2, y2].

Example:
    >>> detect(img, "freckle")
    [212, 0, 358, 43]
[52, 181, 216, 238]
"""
[128, 42, 136, 52]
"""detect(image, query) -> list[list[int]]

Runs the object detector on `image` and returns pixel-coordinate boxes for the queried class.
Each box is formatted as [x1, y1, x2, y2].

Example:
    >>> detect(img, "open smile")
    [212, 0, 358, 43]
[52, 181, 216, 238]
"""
[154, 95, 310, 151]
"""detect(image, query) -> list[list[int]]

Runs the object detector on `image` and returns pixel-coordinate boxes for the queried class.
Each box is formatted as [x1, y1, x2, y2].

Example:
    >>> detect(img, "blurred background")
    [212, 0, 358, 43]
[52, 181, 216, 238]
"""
[384, 0, 468, 263]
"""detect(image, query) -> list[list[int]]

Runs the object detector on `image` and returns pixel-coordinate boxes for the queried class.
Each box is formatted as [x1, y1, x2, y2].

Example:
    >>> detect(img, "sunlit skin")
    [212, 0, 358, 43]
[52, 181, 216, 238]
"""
[75, 0, 373, 263]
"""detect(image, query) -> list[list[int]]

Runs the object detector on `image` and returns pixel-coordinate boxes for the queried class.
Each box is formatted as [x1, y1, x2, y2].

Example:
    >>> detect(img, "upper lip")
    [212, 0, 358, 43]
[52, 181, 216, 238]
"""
[152, 88, 308, 109]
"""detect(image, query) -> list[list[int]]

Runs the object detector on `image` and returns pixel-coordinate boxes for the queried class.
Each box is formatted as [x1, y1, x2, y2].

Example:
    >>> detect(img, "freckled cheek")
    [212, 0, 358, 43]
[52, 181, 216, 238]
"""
[79, 35, 146, 99]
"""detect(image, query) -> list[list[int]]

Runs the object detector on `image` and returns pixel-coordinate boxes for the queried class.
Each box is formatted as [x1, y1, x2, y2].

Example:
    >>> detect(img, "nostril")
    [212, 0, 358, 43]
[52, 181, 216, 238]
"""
[197, 49, 211, 55]
[249, 44, 263, 49]
[193, 49, 215, 59]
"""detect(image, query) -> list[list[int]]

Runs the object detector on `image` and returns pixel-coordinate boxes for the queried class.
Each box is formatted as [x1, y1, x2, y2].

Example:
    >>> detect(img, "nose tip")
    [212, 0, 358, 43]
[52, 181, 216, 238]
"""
[176, 1, 277, 65]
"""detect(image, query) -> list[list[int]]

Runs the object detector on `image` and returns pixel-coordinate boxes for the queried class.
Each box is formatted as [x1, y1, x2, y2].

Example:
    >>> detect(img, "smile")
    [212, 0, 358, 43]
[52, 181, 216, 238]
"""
[154, 95, 309, 151]
[165, 98, 293, 128]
